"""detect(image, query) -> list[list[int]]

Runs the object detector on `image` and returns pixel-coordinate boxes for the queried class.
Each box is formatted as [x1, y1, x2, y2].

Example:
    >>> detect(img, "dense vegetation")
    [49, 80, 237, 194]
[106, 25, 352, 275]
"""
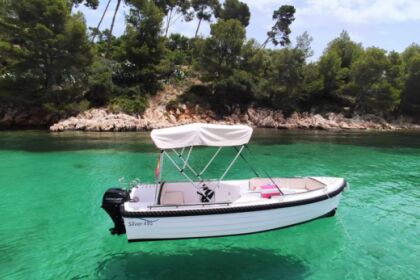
[0, 0, 419, 119]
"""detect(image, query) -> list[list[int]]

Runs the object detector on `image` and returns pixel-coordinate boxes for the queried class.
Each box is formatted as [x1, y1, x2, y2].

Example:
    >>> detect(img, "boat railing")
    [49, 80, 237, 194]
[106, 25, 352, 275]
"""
[148, 201, 232, 209]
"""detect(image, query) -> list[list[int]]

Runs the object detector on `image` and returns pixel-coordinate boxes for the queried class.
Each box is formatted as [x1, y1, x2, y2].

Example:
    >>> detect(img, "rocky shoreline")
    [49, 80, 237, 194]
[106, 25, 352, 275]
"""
[49, 107, 419, 132]
[1, 83, 418, 132]
[0, 106, 62, 129]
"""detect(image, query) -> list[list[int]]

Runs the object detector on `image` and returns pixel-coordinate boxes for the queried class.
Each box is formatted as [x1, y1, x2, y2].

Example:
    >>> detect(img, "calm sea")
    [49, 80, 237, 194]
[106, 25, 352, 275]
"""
[0, 129, 418, 279]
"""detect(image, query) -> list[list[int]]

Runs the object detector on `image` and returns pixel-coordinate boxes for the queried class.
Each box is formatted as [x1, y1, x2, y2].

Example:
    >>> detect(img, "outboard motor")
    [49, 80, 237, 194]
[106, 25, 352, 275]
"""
[102, 188, 130, 235]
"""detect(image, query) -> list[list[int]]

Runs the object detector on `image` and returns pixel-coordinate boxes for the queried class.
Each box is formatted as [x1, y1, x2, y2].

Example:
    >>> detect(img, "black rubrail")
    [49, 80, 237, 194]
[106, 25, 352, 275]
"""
[102, 188, 130, 235]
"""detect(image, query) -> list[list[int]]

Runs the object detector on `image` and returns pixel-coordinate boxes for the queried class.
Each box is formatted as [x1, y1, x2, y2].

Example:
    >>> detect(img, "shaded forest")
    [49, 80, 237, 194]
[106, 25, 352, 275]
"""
[1, 0, 419, 123]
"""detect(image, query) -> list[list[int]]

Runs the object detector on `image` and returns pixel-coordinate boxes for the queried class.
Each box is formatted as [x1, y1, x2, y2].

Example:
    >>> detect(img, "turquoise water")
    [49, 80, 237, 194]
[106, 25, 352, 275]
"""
[0, 130, 419, 279]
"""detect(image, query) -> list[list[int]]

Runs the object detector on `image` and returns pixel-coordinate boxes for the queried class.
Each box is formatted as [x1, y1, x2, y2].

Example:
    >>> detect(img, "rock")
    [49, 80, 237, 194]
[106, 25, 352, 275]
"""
[0, 108, 18, 127]
[168, 113, 177, 124]
[49, 124, 63, 132]
[241, 113, 249, 123]
[229, 114, 241, 123]
[260, 115, 276, 128]
[339, 122, 351, 129]
[47, 104, 415, 132]
[14, 112, 29, 125]
[312, 114, 329, 129]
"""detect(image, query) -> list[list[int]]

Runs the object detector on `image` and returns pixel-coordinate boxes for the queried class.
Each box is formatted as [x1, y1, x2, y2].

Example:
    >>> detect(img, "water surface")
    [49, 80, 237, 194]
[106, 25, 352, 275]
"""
[0, 129, 419, 279]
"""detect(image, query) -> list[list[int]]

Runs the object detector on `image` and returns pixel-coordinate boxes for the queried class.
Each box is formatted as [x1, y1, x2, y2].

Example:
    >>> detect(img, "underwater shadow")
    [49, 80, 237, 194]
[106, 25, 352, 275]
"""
[95, 248, 308, 280]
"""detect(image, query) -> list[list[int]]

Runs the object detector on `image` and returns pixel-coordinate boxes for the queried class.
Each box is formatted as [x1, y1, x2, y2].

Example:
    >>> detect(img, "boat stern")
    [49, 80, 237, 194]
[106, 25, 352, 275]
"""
[101, 188, 130, 235]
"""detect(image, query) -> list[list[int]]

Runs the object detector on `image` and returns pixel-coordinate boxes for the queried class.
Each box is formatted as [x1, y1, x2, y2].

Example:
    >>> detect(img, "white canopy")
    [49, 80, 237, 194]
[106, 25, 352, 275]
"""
[151, 123, 253, 149]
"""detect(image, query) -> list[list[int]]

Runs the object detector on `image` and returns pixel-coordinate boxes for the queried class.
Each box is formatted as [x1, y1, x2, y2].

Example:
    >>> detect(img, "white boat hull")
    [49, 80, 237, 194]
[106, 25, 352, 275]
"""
[123, 193, 342, 241]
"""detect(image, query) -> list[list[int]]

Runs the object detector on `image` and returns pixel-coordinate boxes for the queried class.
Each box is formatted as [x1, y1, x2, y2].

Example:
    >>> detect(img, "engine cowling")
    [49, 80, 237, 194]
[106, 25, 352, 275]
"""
[102, 188, 130, 235]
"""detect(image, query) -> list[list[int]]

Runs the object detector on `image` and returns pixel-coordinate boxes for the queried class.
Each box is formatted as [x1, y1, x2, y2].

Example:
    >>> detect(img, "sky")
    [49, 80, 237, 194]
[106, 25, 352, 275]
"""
[75, 0, 420, 60]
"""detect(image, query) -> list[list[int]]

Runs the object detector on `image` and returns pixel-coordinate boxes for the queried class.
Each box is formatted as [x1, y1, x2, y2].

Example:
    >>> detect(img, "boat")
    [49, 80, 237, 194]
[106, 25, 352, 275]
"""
[102, 123, 347, 242]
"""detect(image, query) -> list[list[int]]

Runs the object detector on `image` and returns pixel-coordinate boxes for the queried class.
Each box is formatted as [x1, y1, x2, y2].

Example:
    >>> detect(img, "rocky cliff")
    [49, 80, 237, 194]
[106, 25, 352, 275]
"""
[49, 106, 417, 132]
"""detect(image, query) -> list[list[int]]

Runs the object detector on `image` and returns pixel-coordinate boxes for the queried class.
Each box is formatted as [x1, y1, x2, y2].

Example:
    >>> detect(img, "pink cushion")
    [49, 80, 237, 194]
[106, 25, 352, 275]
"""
[260, 184, 281, 198]
[260, 184, 277, 190]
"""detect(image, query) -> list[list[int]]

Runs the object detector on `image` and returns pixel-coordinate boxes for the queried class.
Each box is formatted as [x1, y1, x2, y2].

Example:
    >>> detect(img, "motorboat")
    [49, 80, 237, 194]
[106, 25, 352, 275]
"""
[102, 123, 347, 242]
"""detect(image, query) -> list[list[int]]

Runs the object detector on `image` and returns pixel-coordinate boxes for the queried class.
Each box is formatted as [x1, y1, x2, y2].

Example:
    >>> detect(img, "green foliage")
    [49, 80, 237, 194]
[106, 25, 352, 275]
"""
[195, 19, 255, 113]
[212, 70, 254, 113]
[43, 98, 90, 115]
[296, 32, 314, 58]
[156, 0, 194, 36]
[317, 31, 364, 108]
[197, 19, 246, 80]
[402, 50, 420, 117]
[124, 0, 165, 93]
[260, 47, 307, 114]
[68, 0, 98, 10]
[86, 57, 114, 106]
[387, 51, 404, 91]
[0, 0, 92, 106]
[319, 51, 344, 95]
[192, 0, 220, 37]
[401, 43, 420, 64]
[0, 1, 418, 121]
[253, 34, 317, 114]
[348, 47, 401, 115]
[165, 33, 193, 64]
[299, 63, 323, 110]
[327, 31, 363, 69]
[262, 5, 295, 48]
[109, 95, 148, 115]
[90, 29, 127, 60]
[156, 0, 193, 17]
[216, 0, 250, 27]
[179, 84, 213, 108]
[240, 39, 270, 76]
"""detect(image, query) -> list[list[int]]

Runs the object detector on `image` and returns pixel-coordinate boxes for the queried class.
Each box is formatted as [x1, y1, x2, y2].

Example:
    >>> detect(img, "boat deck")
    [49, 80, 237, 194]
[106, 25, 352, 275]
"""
[123, 177, 345, 213]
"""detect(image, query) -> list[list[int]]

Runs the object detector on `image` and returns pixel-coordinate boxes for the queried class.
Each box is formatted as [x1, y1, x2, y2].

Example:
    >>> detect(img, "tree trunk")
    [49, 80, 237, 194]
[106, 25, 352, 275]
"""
[106, 0, 121, 59]
[261, 37, 270, 49]
[195, 18, 202, 38]
[91, 0, 112, 42]
[164, 8, 173, 37]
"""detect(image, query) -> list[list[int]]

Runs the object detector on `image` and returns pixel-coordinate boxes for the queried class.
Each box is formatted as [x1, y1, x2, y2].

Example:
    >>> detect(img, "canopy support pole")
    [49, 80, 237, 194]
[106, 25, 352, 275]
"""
[172, 148, 202, 180]
[199, 147, 222, 176]
[219, 145, 245, 182]
[182, 146, 193, 170]
[154, 150, 164, 204]
[157, 150, 164, 182]
[244, 145, 284, 195]
[163, 151, 198, 188]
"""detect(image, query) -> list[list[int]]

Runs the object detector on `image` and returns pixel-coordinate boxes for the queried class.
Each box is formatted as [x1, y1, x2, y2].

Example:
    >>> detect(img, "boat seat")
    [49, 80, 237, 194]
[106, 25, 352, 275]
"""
[161, 191, 184, 205]
[249, 178, 325, 192]
[215, 183, 241, 202]
[249, 178, 284, 191]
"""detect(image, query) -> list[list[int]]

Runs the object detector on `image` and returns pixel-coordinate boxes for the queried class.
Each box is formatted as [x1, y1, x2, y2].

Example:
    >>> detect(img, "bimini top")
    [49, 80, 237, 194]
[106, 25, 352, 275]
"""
[151, 123, 253, 149]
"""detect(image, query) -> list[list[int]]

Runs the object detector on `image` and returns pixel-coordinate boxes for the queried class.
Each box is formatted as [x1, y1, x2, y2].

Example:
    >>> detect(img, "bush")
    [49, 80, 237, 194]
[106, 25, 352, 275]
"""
[86, 58, 114, 106]
[43, 99, 91, 115]
[213, 70, 255, 114]
[179, 84, 213, 108]
[165, 99, 179, 111]
[108, 96, 148, 115]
